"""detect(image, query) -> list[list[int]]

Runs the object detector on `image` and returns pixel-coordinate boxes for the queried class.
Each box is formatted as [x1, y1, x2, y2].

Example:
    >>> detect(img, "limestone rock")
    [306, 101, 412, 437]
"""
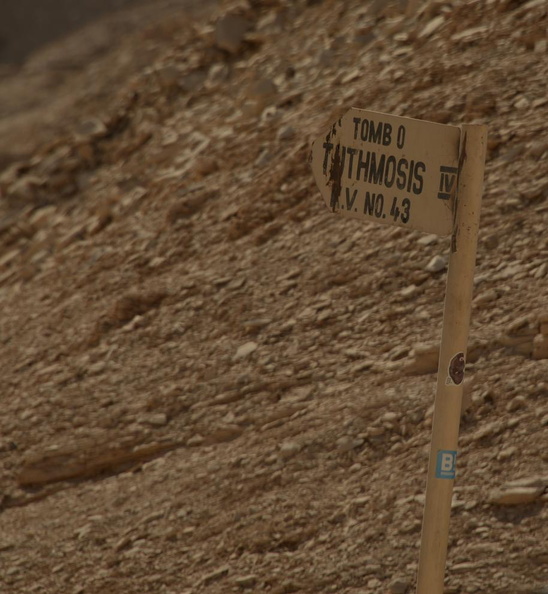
[277, 125, 295, 141]
[425, 255, 446, 273]
[490, 476, 547, 505]
[279, 441, 301, 460]
[405, 343, 439, 375]
[139, 413, 168, 427]
[533, 334, 548, 360]
[389, 577, 410, 593]
[418, 16, 445, 39]
[235, 574, 258, 588]
[215, 14, 251, 54]
[201, 565, 230, 586]
[489, 486, 544, 506]
[235, 341, 258, 359]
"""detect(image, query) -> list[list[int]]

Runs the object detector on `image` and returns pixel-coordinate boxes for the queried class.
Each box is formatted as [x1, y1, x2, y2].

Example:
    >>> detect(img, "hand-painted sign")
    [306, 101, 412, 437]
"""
[311, 109, 461, 235]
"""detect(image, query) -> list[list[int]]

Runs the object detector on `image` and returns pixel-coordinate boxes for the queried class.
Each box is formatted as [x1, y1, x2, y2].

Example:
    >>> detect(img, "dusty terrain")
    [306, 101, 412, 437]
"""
[0, 0, 547, 593]
[0, 0, 155, 64]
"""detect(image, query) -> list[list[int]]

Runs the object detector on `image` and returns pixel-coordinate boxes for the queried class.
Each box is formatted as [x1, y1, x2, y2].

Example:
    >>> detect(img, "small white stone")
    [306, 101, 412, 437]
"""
[506, 396, 526, 412]
[235, 341, 258, 359]
[234, 574, 258, 588]
[489, 486, 543, 505]
[277, 125, 295, 141]
[425, 255, 447, 273]
[474, 288, 498, 306]
[535, 39, 547, 53]
[187, 435, 204, 447]
[336, 435, 355, 452]
[389, 577, 410, 594]
[279, 441, 301, 460]
[533, 262, 547, 279]
[514, 96, 530, 110]
[419, 15, 445, 39]
[417, 234, 438, 246]
[497, 446, 517, 461]
[140, 413, 168, 427]
[400, 284, 418, 298]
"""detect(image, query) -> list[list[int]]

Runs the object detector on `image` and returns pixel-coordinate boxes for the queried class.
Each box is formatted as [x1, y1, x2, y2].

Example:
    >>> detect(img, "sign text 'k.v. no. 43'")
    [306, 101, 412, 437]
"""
[311, 108, 487, 594]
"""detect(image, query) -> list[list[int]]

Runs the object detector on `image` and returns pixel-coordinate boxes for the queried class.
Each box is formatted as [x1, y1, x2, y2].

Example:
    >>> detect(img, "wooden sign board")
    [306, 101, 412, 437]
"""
[311, 109, 489, 594]
[311, 109, 461, 236]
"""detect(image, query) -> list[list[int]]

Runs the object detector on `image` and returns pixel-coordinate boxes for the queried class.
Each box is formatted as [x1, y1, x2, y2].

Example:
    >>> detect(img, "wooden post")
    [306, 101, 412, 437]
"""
[415, 124, 487, 594]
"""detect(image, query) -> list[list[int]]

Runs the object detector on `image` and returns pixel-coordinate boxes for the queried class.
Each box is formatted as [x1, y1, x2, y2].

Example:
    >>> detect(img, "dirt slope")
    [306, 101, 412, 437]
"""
[0, 1, 547, 593]
[0, 0, 157, 65]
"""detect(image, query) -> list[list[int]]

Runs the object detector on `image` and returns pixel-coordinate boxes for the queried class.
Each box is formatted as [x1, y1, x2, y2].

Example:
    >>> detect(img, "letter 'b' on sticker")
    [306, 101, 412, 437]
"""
[436, 450, 457, 479]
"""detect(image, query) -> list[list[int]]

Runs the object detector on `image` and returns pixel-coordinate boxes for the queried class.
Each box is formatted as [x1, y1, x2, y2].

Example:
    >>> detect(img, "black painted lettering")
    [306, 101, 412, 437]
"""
[382, 123, 392, 146]
[323, 142, 333, 175]
[369, 153, 386, 185]
[346, 147, 357, 179]
[356, 150, 370, 181]
[407, 160, 415, 193]
[364, 191, 376, 216]
[370, 121, 382, 144]
[374, 193, 384, 218]
[360, 119, 369, 141]
[413, 162, 425, 195]
[353, 118, 361, 140]
[396, 158, 408, 190]
[388, 196, 412, 224]
[345, 187, 358, 211]
[329, 144, 343, 211]
[384, 155, 397, 188]
[390, 197, 400, 221]
[441, 172, 454, 193]
[397, 125, 405, 149]
[438, 165, 458, 200]
[401, 198, 411, 223]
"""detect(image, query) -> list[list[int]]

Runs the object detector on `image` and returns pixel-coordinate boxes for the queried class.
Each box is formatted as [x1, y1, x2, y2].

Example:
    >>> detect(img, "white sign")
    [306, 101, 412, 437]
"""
[311, 109, 461, 236]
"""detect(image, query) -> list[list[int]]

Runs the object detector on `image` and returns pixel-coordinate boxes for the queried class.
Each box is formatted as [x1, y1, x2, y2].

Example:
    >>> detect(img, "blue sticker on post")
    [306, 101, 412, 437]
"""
[436, 450, 457, 479]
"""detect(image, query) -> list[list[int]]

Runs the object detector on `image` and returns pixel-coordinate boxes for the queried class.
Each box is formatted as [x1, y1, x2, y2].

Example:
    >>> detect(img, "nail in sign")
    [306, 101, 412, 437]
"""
[311, 109, 461, 236]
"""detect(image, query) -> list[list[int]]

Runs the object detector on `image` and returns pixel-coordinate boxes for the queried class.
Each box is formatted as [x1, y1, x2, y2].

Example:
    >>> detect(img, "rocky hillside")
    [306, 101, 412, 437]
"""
[0, 1, 546, 593]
